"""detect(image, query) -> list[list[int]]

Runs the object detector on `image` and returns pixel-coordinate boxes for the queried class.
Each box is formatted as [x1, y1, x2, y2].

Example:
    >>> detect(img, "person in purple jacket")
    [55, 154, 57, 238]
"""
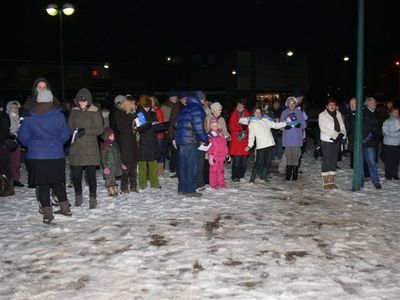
[280, 97, 307, 180]
[18, 90, 72, 224]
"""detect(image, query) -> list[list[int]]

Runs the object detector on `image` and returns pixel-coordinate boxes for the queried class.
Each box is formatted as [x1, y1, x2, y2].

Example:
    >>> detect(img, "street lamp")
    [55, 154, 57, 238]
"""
[286, 50, 294, 57]
[46, 3, 75, 102]
[231, 70, 237, 75]
[396, 61, 400, 97]
[343, 56, 350, 62]
[104, 63, 110, 69]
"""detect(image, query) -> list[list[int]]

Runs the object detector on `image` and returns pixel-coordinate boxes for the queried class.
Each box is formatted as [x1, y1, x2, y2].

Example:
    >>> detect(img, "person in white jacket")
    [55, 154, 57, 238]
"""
[381, 107, 400, 180]
[245, 107, 287, 183]
[318, 98, 346, 189]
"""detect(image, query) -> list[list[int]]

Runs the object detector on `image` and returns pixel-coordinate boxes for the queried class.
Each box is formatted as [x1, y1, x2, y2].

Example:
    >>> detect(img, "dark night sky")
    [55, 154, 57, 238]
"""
[2, 0, 400, 97]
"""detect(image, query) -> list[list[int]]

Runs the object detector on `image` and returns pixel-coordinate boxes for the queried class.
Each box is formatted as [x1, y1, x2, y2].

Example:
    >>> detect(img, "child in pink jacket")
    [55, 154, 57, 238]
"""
[208, 117, 230, 188]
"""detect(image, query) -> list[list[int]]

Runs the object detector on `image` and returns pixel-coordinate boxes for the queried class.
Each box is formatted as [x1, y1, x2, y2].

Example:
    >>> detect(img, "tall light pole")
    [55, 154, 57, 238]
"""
[396, 61, 400, 97]
[46, 3, 74, 102]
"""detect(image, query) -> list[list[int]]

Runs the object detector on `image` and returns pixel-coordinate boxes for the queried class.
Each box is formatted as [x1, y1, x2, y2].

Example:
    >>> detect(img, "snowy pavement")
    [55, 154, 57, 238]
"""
[1, 152, 399, 300]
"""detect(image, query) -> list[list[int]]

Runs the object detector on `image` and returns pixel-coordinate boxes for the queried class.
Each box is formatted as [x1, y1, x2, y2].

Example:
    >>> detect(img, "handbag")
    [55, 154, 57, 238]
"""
[5, 134, 19, 152]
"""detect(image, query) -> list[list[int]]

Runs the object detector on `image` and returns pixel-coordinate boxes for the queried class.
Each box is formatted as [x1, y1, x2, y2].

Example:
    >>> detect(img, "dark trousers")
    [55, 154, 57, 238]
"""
[178, 144, 197, 193]
[0, 145, 11, 178]
[157, 138, 167, 164]
[203, 159, 210, 185]
[121, 161, 137, 189]
[231, 155, 247, 180]
[71, 165, 97, 197]
[382, 144, 400, 178]
[169, 142, 178, 172]
[252, 148, 267, 180]
[195, 150, 205, 188]
[37, 183, 67, 208]
[321, 141, 340, 172]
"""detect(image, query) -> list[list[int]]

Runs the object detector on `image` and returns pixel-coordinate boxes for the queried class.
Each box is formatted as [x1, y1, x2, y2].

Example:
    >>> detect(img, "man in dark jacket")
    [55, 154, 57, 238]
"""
[361, 97, 381, 189]
[175, 94, 209, 197]
[0, 99, 13, 197]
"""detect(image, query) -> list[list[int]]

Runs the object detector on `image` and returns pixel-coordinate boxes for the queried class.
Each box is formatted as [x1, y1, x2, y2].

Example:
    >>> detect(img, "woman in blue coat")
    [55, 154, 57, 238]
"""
[18, 90, 71, 224]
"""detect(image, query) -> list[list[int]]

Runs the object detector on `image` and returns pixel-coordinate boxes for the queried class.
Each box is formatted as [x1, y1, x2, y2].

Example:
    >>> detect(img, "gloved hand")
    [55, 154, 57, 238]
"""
[209, 155, 215, 165]
[226, 155, 231, 163]
[285, 125, 292, 130]
[335, 133, 344, 143]
[103, 167, 111, 175]
[77, 128, 85, 138]
[122, 164, 128, 171]
[245, 146, 251, 152]
[295, 123, 301, 128]
[202, 141, 209, 147]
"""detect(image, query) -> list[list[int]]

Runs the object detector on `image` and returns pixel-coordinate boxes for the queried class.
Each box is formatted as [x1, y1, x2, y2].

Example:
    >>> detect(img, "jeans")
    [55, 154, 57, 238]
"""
[178, 144, 198, 193]
[157, 138, 167, 164]
[274, 136, 283, 160]
[231, 155, 247, 180]
[361, 147, 380, 185]
[169, 142, 178, 172]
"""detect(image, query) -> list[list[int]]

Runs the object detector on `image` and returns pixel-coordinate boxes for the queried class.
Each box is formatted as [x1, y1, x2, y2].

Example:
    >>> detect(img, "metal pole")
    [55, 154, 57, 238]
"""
[352, 0, 364, 191]
[59, 12, 65, 102]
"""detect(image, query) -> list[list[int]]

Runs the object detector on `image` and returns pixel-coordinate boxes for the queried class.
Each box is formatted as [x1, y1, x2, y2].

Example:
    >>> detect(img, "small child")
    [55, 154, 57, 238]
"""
[101, 128, 123, 197]
[208, 117, 230, 189]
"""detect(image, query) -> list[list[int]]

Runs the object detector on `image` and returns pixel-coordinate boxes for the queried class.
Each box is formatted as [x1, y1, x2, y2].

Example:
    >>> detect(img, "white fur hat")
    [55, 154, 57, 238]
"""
[210, 102, 222, 113]
[285, 96, 297, 107]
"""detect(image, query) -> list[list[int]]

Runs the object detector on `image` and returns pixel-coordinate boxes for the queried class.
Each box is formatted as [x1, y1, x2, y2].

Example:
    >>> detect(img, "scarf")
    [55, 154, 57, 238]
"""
[327, 110, 340, 132]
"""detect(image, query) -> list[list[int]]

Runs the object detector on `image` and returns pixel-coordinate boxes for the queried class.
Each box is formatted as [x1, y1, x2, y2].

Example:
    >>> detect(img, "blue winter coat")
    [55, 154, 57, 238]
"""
[18, 108, 71, 159]
[175, 95, 208, 145]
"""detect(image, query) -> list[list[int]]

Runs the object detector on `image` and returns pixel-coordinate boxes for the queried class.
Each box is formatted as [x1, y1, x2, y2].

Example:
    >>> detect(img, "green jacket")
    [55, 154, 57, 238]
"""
[101, 143, 122, 177]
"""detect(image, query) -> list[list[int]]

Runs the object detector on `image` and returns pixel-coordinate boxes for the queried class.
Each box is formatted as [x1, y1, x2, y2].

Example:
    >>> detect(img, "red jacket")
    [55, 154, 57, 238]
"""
[228, 109, 250, 156]
[154, 106, 165, 140]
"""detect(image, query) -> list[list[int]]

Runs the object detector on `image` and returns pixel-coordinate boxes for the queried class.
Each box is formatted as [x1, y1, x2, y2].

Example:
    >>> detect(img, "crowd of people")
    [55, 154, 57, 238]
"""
[0, 77, 399, 224]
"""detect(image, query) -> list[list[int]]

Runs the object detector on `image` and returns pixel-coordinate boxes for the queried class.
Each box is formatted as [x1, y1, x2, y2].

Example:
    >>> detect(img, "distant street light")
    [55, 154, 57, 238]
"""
[286, 50, 294, 57]
[396, 61, 400, 97]
[343, 56, 350, 62]
[395, 61, 400, 66]
[167, 57, 172, 62]
[231, 70, 237, 75]
[104, 63, 109, 69]
[46, 3, 75, 102]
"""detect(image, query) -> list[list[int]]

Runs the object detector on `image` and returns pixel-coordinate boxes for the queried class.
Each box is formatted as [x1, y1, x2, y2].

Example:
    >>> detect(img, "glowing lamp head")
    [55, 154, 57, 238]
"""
[46, 4, 59, 16]
[62, 3, 75, 16]
[286, 50, 294, 57]
[343, 56, 350, 62]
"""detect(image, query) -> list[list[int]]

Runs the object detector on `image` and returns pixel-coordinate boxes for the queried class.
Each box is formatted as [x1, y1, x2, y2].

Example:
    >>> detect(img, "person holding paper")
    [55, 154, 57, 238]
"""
[381, 106, 400, 180]
[228, 99, 251, 182]
[207, 117, 230, 189]
[68, 88, 104, 209]
[175, 93, 209, 197]
[137, 95, 162, 189]
[115, 95, 139, 193]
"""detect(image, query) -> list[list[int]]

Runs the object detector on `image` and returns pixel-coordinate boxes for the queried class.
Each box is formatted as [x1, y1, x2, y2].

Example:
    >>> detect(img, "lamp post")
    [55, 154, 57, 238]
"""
[396, 61, 400, 97]
[285, 50, 294, 92]
[46, 3, 74, 102]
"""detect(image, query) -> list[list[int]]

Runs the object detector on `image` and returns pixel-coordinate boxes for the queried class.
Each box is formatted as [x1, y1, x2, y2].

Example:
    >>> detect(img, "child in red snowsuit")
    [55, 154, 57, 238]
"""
[208, 117, 230, 188]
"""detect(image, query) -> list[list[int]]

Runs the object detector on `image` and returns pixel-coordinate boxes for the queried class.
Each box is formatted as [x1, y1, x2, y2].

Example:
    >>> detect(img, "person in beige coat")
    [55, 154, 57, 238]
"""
[68, 88, 104, 208]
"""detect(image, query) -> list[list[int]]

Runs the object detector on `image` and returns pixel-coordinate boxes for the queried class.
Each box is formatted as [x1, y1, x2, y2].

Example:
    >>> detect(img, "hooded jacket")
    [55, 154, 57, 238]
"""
[68, 88, 104, 166]
[175, 95, 208, 145]
[6, 101, 21, 136]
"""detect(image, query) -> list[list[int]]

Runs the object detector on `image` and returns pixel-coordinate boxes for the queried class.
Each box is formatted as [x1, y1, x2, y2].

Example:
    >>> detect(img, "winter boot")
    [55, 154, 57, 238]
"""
[321, 172, 333, 189]
[107, 187, 114, 197]
[0, 175, 15, 197]
[292, 166, 299, 180]
[285, 166, 293, 180]
[42, 206, 54, 224]
[328, 171, 337, 189]
[129, 177, 138, 192]
[55, 201, 72, 216]
[75, 194, 83, 207]
[89, 195, 97, 209]
[112, 186, 119, 196]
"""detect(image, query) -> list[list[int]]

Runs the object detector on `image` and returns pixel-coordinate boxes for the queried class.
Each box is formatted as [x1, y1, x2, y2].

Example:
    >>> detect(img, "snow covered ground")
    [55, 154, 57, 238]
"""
[1, 151, 399, 300]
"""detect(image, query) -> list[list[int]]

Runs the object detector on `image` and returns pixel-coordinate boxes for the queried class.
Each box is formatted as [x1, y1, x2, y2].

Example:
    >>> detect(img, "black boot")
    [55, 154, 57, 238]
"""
[285, 166, 293, 180]
[292, 166, 299, 180]
[249, 168, 257, 183]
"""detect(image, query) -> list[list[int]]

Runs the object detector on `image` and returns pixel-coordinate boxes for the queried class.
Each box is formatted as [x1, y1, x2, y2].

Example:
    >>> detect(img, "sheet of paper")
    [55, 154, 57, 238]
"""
[239, 117, 249, 125]
[198, 143, 212, 152]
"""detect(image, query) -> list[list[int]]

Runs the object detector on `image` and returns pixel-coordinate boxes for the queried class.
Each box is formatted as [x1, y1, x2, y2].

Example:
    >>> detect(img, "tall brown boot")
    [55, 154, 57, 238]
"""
[42, 206, 54, 224]
[55, 201, 72, 216]
[129, 177, 138, 192]
[328, 171, 337, 189]
[157, 163, 164, 176]
[0, 175, 14, 197]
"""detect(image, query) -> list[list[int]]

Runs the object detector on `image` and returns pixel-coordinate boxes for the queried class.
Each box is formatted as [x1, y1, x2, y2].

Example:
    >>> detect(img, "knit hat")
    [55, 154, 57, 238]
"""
[195, 90, 206, 101]
[210, 102, 222, 114]
[285, 96, 298, 107]
[37, 90, 53, 103]
[114, 95, 125, 105]
[210, 116, 219, 126]
[179, 91, 190, 99]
